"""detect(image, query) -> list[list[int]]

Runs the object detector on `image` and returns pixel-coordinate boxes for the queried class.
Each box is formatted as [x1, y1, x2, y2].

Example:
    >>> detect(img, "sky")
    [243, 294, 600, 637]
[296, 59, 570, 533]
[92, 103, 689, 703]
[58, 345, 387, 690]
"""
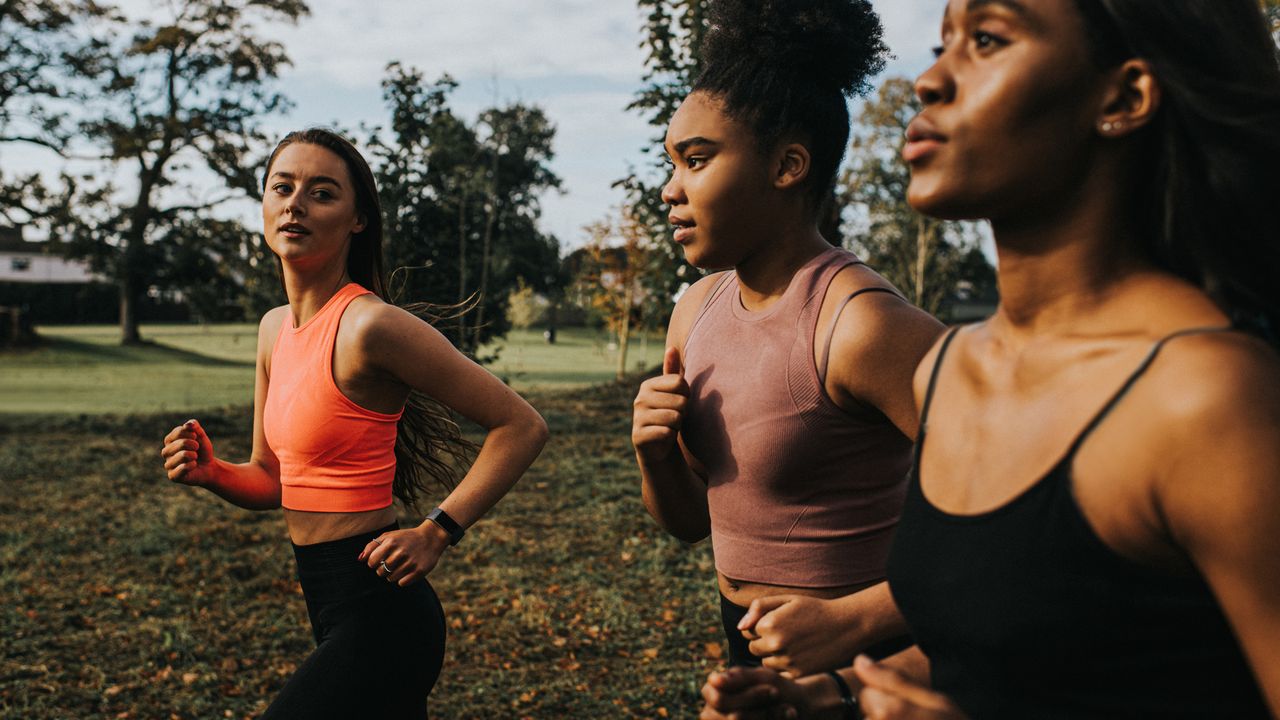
[7, 0, 947, 249]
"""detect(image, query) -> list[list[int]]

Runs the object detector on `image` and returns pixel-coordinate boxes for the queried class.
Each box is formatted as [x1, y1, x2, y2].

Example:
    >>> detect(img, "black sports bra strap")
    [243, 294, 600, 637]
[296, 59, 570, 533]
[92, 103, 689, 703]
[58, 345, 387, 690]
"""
[1062, 325, 1236, 460]
[919, 325, 964, 431]
[817, 285, 904, 383]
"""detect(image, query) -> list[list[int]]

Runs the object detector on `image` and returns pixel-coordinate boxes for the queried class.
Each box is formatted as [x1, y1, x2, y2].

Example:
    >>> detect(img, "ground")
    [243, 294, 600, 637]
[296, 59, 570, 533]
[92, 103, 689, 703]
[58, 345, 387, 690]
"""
[0, 326, 723, 720]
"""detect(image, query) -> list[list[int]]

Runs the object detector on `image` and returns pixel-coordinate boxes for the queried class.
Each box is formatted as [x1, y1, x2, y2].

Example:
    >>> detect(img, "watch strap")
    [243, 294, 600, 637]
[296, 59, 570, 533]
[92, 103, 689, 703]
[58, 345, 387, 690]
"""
[426, 507, 465, 546]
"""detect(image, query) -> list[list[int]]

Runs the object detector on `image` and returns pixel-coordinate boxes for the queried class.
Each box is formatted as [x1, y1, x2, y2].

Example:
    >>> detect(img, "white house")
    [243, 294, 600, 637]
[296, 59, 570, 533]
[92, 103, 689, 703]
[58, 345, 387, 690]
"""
[0, 226, 98, 284]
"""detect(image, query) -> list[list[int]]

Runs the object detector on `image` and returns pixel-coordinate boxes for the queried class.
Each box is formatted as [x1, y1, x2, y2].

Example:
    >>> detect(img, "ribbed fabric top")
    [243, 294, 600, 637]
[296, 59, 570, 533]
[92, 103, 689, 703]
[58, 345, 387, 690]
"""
[682, 247, 913, 588]
[888, 326, 1268, 718]
[264, 283, 402, 512]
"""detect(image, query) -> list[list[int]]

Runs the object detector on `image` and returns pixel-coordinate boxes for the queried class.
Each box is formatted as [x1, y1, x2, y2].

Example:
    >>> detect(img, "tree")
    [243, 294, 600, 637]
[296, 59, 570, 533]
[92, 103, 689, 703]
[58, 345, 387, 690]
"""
[842, 77, 995, 317]
[55, 0, 307, 344]
[1264, 0, 1280, 46]
[0, 1, 106, 230]
[573, 205, 662, 380]
[619, 0, 710, 320]
[368, 64, 562, 357]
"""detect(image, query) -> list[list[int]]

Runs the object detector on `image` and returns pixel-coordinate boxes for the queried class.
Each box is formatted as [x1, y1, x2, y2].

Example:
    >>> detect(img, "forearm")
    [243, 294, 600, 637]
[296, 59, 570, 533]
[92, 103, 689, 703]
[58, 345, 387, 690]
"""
[435, 415, 548, 528]
[638, 451, 710, 543]
[833, 581, 910, 651]
[203, 458, 280, 510]
[879, 645, 930, 685]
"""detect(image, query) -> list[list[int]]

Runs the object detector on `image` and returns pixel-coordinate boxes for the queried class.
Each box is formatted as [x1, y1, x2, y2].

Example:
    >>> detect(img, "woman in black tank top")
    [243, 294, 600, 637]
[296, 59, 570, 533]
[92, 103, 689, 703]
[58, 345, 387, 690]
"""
[698, 1, 1280, 718]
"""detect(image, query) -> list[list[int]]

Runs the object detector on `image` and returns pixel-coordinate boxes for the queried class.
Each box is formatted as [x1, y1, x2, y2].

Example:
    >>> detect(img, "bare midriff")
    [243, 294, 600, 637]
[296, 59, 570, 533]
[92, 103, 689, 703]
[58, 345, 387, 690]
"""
[717, 570, 881, 607]
[284, 506, 398, 546]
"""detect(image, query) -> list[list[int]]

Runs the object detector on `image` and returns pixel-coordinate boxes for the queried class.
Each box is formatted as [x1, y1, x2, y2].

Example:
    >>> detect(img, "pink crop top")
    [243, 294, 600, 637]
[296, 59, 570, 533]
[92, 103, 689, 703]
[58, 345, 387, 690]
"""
[681, 247, 913, 588]
[263, 283, 403, 512]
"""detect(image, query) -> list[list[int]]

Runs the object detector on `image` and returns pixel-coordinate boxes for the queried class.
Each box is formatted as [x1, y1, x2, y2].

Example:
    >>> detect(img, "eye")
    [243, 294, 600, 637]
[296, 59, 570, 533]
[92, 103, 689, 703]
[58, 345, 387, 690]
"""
[271, 182, 292, 195]
[972, 30, 1007, 52]
[931, 45, 945, 58]
[312, 188, 334, 200]
[686, 156, 706, 169]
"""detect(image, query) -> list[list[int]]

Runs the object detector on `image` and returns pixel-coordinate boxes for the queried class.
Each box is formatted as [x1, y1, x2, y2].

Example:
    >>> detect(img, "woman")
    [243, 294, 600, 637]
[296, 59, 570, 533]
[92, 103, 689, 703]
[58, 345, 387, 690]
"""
[159, 128, 549, 718]
[632, 0, 944, 672]
[700, 0, 1280, 717]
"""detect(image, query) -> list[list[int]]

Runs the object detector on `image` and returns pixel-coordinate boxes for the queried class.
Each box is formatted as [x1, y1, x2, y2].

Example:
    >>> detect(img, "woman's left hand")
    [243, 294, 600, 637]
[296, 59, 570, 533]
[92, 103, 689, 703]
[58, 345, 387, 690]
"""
[358, 521, 451, 587]
[854, 655, 967, 720]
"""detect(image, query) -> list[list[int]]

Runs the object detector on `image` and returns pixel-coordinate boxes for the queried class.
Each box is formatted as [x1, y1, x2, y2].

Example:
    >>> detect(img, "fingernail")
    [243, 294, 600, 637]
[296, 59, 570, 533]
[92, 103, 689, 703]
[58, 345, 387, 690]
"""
[854, 655, 871, 669]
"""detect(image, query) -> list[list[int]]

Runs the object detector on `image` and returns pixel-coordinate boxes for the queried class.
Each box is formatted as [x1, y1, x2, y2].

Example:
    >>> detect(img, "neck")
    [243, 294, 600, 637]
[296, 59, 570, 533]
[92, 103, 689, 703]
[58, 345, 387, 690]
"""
[734, 216, 832, 310]
[282, 259, 353, 327]
[989, 189, 1146, 339]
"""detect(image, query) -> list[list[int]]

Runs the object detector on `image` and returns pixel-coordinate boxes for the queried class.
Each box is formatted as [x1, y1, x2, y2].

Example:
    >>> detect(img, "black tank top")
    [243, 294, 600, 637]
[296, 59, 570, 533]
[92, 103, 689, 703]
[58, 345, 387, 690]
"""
[887, 326, 1268, 718]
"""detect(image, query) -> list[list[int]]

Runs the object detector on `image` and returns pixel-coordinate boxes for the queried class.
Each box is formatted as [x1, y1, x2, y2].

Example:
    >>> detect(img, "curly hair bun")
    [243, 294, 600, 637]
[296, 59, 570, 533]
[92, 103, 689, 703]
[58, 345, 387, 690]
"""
[701, 0, 888, 97]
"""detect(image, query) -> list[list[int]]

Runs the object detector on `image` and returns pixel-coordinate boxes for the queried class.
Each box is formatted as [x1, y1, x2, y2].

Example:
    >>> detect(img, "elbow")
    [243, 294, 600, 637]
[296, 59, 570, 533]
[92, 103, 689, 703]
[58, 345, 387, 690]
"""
[526, 408, 550, 453]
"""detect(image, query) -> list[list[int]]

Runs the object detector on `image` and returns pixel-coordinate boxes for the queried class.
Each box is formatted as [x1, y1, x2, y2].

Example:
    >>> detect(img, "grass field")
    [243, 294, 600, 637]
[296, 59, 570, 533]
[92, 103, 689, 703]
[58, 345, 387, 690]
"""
[0, 324, 664, 416]
[0, 372, 724, 718]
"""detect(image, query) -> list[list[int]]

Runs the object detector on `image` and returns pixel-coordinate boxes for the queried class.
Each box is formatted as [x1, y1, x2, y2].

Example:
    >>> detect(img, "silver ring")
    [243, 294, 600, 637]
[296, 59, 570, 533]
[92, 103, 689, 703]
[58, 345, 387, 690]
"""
[380, 561, 392, 575]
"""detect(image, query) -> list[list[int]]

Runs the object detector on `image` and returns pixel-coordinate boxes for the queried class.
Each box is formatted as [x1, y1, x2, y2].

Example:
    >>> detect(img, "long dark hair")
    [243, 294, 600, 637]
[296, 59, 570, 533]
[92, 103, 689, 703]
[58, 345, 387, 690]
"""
[264, 128, 477, 509]
[1075, 0, 1280, 343]
[693, 0, 887, 206]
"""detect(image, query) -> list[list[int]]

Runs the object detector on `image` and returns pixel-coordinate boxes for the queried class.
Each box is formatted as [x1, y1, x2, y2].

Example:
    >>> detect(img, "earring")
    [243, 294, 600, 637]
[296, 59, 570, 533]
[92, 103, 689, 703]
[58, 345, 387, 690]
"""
[1100, 120, 1123, 134]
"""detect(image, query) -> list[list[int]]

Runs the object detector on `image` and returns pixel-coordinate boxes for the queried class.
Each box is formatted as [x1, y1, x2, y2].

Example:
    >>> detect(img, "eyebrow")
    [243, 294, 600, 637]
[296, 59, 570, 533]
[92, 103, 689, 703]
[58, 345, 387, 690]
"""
[268, 171, 344, 188]
[965, 0, 1031, 18]
[670, 136, 719, 155]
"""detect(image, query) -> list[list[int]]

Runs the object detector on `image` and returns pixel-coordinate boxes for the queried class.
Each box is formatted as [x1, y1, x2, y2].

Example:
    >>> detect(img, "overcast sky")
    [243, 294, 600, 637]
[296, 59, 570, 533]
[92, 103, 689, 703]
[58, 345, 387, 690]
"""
[10, 0, 947, 248]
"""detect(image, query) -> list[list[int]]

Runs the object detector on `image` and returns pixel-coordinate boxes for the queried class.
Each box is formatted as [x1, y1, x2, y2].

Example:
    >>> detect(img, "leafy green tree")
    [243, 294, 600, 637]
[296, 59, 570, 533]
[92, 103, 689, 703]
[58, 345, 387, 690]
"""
[842, 77, 995, 317]
[55, 0, 308, 343]
[619, 0, 710, 316]
[368, 64, 562, 357]
[0, 1, 105, 229]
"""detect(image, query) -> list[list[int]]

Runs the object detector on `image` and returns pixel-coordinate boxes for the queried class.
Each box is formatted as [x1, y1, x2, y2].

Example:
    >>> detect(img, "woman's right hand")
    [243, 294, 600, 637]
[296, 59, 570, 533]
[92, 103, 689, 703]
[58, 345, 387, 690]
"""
[161, 419, 217, 487]
[700, 666, 810, 720]
[632, 347, 690, 463]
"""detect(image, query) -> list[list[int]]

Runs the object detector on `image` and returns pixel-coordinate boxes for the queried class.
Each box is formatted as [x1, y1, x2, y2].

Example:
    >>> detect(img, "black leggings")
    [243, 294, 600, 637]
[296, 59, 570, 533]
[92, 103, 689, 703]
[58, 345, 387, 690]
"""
[260, 524, 446, 720]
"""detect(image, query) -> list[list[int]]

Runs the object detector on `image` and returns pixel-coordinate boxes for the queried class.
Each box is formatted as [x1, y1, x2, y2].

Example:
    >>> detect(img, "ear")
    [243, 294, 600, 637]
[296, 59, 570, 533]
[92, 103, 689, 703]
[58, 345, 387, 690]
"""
[353, 213, 367, 235]
[1095, 59, 1161, 139]
[772, 142, 812, 191]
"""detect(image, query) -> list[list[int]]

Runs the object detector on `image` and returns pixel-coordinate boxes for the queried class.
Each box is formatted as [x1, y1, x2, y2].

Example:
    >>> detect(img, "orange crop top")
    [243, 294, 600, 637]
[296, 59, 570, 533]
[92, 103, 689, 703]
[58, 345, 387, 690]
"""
[263, 282, 403, 512]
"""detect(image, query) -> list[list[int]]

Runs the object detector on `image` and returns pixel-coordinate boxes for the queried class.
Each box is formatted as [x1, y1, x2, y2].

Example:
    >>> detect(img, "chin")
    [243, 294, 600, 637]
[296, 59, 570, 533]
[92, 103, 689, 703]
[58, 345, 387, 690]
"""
[907, 182, 982, 222]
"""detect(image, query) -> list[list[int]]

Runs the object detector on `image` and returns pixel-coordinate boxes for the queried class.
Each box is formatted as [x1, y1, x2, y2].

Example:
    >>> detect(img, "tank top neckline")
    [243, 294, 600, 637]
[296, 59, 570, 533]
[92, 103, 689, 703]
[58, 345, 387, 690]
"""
[289, 282, 366, 334]
[912, 323, 1236, 524]
[729, 246, 842, 322]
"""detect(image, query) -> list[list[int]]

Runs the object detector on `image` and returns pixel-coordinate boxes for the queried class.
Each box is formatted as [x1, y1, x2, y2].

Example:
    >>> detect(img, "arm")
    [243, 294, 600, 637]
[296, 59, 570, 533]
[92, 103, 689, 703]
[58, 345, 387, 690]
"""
[160, 308, 284, 510]
[823, 271, 946, 441]
[700, 649, 953, 720]
[740, 582, 911, 676]
[633, 274, 723, 542]
[1155, 337, 1280, 715]
[356, 304, 548, 584]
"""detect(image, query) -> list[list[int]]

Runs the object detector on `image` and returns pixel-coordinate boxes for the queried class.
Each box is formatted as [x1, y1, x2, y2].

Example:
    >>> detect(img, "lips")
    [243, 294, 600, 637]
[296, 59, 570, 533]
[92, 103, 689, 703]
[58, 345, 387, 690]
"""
[278, 222, 310, 237]
[669, 215, 695, 244]
[903, 116, 948, 163]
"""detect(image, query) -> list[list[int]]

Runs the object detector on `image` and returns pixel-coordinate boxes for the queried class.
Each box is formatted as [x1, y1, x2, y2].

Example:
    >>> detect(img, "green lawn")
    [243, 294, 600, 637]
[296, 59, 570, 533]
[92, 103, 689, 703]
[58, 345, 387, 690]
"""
[0, 325, 663, 415]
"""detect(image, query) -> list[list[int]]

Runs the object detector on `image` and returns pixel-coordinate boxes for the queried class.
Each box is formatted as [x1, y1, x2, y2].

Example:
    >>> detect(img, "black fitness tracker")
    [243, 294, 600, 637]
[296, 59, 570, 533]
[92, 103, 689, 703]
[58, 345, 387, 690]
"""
[827, 670, 861, 720]
[426, 507, 465, 546]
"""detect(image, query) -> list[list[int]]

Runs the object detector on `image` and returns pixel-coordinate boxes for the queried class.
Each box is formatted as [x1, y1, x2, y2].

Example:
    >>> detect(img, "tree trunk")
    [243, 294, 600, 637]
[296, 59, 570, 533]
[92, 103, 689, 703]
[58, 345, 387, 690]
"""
[616, 280, 633, 381]
[915, 217, 929, 310]
[119, 278, 141, 345]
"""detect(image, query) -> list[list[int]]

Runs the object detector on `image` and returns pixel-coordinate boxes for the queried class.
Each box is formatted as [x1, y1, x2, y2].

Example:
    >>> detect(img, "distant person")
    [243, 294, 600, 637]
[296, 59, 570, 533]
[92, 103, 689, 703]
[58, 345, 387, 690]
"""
[699, 0, 1280, 717]
[632, 0, 943, 674]
[159, 128, 548, 719]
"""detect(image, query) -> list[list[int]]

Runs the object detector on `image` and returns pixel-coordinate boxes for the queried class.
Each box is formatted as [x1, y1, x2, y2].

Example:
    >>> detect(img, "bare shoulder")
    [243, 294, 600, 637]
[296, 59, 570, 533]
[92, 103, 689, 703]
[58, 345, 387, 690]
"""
[257, 305, 290, 361]
[1147, 330, 1280, 429]
[825, 264, 945, 374]
[342, 294, 444, 352]
[668, 271, 731, 350]
[1143, 331, 1280, 540]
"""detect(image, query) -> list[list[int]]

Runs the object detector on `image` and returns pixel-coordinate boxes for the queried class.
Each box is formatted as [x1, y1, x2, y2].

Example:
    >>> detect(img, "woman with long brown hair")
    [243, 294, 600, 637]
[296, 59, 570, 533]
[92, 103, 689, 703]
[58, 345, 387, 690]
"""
[159, 128, 548, 718]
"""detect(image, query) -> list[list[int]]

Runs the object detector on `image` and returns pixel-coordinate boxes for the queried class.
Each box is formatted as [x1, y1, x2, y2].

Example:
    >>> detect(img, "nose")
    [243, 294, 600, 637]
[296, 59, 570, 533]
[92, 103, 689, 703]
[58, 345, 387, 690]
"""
[914, 52, 954, 107]
[661, 170, 684, 207]
[285, 190, 306, 218]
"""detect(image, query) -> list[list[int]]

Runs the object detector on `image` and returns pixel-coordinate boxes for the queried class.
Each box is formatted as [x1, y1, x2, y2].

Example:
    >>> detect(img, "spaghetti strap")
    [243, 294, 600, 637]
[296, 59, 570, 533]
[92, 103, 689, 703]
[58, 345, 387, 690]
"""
[817, 286, 905, 383]
[1061, 325, 1235, 460]
[918, 326, 963, 431]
